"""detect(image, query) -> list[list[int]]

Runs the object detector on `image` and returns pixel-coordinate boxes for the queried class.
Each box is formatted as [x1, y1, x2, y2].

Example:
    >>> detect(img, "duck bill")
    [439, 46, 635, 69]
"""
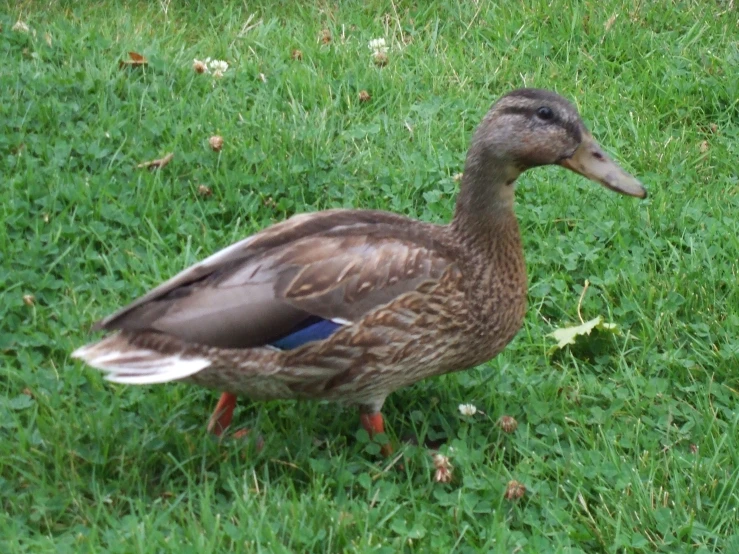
[559, 134, 647, 198]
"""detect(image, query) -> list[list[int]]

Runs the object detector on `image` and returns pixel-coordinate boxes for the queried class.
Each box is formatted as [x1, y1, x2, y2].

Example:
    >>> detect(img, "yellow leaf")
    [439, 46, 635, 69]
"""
[547, 316, 620, 351]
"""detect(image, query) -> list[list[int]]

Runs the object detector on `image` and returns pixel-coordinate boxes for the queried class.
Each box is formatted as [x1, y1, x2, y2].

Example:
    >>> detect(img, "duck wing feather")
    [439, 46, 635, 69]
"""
[96, 209, 455, 349]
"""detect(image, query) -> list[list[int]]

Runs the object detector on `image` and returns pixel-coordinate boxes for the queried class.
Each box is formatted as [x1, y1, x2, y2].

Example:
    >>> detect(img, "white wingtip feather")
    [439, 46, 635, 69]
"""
[104, 357, 211, 384]
[72, 335, 211, 385]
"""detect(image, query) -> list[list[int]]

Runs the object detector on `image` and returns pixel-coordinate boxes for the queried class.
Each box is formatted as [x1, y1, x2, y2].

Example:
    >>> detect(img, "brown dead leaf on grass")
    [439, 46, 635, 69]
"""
[137, 152, 174, 170]
[119, 51, 148, 69]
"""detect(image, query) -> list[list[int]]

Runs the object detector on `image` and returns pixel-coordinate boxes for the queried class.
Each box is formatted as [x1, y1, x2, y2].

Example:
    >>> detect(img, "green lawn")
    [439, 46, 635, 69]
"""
[2, 1, 738, 552]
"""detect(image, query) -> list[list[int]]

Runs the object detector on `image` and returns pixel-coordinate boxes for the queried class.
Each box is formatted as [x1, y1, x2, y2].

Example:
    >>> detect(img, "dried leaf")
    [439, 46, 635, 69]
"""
[119, 51, 148, 69]
[137, 152, 174, 170]
[548, 316, 619, 351]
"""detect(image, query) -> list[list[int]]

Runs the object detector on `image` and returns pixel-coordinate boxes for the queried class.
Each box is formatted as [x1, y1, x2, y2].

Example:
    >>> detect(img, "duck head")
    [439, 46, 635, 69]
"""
[458, 88, 646, 215]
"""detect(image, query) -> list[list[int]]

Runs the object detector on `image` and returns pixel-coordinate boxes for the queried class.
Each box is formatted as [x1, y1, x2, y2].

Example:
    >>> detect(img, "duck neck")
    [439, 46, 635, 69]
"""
[449, 147, 528, 325]
[450, 145, 522, 248]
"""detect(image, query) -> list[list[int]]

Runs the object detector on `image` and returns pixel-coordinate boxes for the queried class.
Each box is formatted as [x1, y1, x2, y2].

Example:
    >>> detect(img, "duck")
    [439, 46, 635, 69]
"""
[72, 88, 646, 456]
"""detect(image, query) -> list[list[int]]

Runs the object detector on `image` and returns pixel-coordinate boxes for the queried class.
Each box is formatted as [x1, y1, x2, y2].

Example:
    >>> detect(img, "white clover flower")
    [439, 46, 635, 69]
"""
[368, 37, 388, 55]
[13, 20, 30, 33]
[458, 403, 478, 417]
[194, 58, 229, 79]
[207, 59, 229, 74]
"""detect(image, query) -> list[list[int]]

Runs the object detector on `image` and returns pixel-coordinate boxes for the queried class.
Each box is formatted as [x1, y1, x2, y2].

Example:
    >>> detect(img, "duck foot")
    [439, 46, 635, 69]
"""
[207, 392, 238, 436]
[207, 394, 264, 449]
[232, 428, 265, 451]
[232, 428, 249, 439]
[360, 412, 394, 458]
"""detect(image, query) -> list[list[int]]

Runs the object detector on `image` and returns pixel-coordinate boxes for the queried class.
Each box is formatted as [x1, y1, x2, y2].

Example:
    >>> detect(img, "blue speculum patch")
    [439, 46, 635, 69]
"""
[269, 318, 343, 350]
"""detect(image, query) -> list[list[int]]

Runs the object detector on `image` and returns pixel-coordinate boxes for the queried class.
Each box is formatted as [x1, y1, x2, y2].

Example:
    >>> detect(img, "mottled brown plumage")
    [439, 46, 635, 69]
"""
[73, 89, 646, 452]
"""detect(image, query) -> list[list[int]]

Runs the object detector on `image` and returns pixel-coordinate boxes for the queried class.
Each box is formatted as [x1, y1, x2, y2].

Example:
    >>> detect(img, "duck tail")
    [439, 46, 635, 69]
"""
[71, 333, 211, 385]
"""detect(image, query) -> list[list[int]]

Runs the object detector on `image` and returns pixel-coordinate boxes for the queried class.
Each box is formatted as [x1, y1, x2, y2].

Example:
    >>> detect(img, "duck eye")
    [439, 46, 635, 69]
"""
[536, 106, 554, 121]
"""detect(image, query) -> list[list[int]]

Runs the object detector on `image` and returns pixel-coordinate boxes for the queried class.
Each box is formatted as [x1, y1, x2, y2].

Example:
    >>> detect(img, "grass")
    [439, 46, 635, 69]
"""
[2, 0, 738, 551]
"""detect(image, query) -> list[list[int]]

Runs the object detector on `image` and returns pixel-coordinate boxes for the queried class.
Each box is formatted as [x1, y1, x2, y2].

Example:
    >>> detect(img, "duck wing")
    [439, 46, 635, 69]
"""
[95, 209, 455, 349]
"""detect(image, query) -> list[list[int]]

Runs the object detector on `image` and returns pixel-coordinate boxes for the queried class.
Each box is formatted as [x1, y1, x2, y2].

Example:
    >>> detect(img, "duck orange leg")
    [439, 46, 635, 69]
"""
[207, 392, 238, 436]
[207, 392, 253, 441]
[360, 412, 394, 457]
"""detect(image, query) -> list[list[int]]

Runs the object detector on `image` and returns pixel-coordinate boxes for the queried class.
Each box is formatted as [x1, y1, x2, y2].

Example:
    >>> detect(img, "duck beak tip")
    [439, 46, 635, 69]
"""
[560, 135, 647, 199]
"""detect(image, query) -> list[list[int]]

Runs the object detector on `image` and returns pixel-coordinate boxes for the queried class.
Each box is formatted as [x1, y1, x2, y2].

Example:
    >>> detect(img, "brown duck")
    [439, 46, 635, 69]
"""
[73, 88, 646, 455]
